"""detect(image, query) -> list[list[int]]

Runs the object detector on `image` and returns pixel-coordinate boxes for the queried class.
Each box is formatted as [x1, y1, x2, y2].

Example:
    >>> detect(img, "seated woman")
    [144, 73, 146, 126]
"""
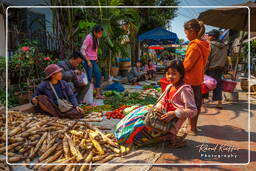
[116, 60, 197, 147]
[144, 60, 156, 80]
[31, 64, 84, 119]
[127, 60, 145, 84]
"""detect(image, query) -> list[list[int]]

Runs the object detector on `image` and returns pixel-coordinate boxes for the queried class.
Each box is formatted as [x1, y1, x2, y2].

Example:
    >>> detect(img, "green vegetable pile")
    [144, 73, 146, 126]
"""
[104, 92, 157, 110]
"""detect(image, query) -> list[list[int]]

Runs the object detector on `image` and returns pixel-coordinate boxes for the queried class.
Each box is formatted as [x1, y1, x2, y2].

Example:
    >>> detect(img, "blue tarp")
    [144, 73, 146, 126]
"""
[138, 27, 179, 45]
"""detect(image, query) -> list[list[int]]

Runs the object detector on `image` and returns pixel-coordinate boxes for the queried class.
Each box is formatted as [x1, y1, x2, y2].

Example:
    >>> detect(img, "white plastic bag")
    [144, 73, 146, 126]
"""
[82, 72, 88, 85]
[84, 83, 94, 105]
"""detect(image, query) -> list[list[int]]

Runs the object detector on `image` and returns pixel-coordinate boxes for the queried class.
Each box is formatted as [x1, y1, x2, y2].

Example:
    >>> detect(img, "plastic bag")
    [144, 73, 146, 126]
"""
[84, 83, 94, 105]
[103, 82, 125, 92]
[76, 72, 88, 87]
[203, 75, 217, 90]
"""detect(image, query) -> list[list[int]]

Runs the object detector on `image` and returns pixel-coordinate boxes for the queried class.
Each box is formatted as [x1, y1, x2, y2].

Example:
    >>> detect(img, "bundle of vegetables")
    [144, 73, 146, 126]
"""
[123, 105, 141, 115]
[103, 91, 125, 97]
[105, 105, 130, 119]
[104, 92, 158, 110]
[0, 111, 130, 169]
[80, 105, 112, 114]
[83, 112, 104, 122]
[139, 88, 161, 98]
[142, 85, 155, 90]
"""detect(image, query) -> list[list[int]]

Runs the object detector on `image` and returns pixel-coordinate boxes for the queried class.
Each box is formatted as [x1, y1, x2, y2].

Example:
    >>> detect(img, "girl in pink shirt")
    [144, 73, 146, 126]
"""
[144, 60, 156, 80]
[81, 25, 104, 99]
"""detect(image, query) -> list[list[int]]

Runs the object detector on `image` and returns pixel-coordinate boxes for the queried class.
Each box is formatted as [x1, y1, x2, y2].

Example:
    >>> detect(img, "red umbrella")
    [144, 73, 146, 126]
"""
[148, 46, 164, 50]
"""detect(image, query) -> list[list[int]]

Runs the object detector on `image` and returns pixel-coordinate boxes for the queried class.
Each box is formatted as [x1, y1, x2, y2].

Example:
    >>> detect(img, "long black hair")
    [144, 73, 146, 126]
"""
[91, 25, 103, 50]
[165, 59, 185, 84]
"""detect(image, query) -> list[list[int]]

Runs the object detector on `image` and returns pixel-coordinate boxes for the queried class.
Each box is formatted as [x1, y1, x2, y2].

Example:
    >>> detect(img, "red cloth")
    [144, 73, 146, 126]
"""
[160, 78, 171, 92]
[164, 88, 177, 112]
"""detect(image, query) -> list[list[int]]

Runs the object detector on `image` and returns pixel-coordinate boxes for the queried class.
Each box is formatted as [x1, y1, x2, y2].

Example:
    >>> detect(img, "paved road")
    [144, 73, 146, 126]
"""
[150, 91, 256, 171]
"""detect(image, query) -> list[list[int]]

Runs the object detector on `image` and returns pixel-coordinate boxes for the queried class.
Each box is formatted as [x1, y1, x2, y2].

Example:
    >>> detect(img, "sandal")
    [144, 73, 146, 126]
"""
[187, 130, 197, 136]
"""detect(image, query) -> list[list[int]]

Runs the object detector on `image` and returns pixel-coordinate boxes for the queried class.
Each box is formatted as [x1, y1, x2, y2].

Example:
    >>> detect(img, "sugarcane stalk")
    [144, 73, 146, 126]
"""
[38, 143, 58, 162]
[29, 132, 47, 158]
[80, 151, 93, 171]
[65, 133, 83, 162]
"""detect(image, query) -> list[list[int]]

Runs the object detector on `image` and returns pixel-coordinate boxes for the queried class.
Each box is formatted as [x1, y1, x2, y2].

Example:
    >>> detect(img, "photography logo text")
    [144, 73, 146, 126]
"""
[196, 143, 240, 160]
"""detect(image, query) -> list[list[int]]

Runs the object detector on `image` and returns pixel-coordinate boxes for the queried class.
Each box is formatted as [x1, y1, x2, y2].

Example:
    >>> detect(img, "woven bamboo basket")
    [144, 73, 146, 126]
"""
[251, 84, 256, 92]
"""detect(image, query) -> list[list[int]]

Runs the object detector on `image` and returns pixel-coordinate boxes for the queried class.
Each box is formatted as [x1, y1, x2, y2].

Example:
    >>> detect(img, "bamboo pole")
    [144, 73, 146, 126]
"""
[234, 31, 245, 80]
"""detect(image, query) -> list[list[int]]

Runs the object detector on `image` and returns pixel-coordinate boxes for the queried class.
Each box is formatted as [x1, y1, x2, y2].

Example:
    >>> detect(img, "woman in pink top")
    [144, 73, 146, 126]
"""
[81, 25, 104, 99]
[144, 60, 156, 80]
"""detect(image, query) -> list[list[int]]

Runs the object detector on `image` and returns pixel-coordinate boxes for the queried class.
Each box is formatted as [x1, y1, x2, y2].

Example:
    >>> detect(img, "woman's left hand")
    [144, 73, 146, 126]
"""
[160, 111, 176, 122]
[76, 106, 84, 114]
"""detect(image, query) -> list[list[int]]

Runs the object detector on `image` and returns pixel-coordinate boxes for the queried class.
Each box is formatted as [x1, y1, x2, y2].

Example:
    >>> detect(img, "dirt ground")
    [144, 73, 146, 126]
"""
[149, 90, 256, 171]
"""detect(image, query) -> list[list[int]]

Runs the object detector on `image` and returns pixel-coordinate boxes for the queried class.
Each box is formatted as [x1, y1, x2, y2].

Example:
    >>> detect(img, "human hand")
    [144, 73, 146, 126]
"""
[154, 107, 163, 117]
[76, 106, 84, 113]
[160, 111, 176, 122]
[87, 61, 93, 68]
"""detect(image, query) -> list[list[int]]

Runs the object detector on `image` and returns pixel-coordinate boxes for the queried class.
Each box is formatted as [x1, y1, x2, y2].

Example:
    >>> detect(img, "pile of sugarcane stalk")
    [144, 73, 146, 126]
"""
[82, 112, 104, 122]
[0, 111, 130, 170]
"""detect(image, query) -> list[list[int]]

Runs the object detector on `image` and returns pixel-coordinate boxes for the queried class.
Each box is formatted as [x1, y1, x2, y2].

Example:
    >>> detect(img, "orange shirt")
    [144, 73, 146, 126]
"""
[183, 39, 210, 86]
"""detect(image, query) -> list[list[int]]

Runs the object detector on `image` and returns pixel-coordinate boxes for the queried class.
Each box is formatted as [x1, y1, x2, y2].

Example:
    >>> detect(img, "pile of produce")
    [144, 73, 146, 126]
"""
[0, 111, 130, 170]
[83, 112, 104, 122]
[104, 92, 157, 110]
[105, 105, 130, 119]
[104, 91, 125, 97]
[139, 88, 161, 98]
[80, 105, 112, 114]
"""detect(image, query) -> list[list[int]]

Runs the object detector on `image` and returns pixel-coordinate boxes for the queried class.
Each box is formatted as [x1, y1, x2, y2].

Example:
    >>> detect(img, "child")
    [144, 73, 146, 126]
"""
[154, 60, 198, 146]
[159, 66, 172, 92]
[116, 60, 198, 147]
[183, 19, 210, 135]
[144, 60, 156, 80]
[127, 60, 145, 84]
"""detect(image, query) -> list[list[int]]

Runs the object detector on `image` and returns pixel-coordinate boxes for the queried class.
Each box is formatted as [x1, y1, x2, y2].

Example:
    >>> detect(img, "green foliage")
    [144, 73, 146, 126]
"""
[0, 89, 18, 107]
[243, 39, 256, 58]
[9, 40, 58, 92]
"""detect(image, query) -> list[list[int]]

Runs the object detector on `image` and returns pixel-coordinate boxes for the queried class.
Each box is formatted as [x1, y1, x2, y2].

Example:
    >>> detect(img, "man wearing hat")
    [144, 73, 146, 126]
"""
[204, 29, 228, 109]
[31, 64, 84, 118]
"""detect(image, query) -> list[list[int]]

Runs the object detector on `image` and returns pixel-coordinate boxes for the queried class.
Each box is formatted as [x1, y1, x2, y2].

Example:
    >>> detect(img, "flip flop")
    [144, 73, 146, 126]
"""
[187, 130, 197, 136]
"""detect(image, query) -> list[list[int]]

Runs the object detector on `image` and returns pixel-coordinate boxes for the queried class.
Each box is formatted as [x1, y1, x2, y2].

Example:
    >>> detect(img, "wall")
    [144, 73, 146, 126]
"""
[3, 0, 53, 34]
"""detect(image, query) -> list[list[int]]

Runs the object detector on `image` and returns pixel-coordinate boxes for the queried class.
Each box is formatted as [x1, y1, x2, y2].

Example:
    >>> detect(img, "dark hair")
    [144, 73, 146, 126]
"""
[184, 19, 205, 39]
[69, 51, 83, 60]
[165, 60, 185, 82]
[135, 60, 141, 64]
[148, 59, 152, 64]
[91, 24, 104, 50]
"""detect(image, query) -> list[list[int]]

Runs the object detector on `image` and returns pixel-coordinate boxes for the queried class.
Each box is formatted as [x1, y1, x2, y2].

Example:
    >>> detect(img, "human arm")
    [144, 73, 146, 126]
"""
[31, 83, 43, 105]
[174, 87, 198, 119]
[64, 81, 79, 107]
[80, 35, 92, 67]
[183, 44, 201, 72]
[57, 61, 76, 81]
